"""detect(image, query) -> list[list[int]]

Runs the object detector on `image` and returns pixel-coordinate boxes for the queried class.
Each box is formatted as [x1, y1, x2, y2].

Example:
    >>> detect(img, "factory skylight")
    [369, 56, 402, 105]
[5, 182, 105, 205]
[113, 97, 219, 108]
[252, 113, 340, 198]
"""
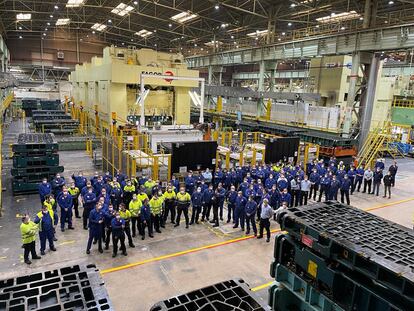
[247, 30, 268, 37]
[91, 23, 107, 31]
[56, 18, 71, 25]
[16, 13, 31, 21]
[66, 0, 85, 7]
[170, 11, 198, 23]
[111, 3, 134, 16]
[135, 29, 153, 38]
[316, 11, 360, 23]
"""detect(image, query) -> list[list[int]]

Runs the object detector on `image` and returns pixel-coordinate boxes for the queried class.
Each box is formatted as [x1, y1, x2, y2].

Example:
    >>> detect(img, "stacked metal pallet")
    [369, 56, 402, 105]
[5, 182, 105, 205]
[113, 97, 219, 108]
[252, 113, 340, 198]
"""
[11, 133, 64, 195]
[151, 279, 271, 311]
[21, 98, 39, 117]
[270, 201, 414, 311]
[32, 110, 79, 135]
[0, 264, 113, 310]
[40, 99, 61, 110]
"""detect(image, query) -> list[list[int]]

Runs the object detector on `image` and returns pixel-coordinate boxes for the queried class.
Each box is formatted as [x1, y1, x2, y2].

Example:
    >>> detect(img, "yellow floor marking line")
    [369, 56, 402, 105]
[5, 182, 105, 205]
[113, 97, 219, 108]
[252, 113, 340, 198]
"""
[363, 197, 414, 212]
[251, 281, 274, 292]
[101, 228, 282, 275]
[59, 240, 76, 246]
[0, 256, 7, 260]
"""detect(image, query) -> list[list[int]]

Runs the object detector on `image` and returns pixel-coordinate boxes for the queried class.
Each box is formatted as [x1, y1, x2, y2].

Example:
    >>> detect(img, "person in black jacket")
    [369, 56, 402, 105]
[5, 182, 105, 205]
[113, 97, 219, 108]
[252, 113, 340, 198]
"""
[383, 171, 392, 199]
[111, 212, 127, 257]
[388, 161, 398, 187]
[372, 168, 383, 196]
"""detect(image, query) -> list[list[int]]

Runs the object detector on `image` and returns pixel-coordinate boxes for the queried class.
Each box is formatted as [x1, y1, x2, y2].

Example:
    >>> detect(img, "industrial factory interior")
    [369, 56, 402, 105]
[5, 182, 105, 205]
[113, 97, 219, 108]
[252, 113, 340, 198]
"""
[1, 0, 414, 310]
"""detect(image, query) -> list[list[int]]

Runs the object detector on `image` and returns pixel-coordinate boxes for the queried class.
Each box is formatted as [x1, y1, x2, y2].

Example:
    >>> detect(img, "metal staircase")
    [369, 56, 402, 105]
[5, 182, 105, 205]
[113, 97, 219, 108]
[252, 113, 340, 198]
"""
[358, 122, 405, 167]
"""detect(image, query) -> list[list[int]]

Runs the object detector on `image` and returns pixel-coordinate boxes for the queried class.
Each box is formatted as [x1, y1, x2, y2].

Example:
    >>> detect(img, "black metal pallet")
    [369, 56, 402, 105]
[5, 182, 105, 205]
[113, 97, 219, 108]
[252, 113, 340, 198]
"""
[271, 234, 412, 310]
[12, 133, 58, 154]
[13, 154, 59, 168]
[32, 110, 67, 115]
[150, 279, 271, 311]
[11, 165, 64, 177]
[277, 201, 414, 301]
[33, 119, 79, 125]
[32, 114, 72, 121]
[0, 264, 113, 311]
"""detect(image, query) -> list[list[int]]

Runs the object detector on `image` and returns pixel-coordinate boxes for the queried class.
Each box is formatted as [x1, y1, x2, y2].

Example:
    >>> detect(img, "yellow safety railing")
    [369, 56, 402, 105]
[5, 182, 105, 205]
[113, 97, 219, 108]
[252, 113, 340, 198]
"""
[0, 92, 14, 214]
[392, 97, 414, 108]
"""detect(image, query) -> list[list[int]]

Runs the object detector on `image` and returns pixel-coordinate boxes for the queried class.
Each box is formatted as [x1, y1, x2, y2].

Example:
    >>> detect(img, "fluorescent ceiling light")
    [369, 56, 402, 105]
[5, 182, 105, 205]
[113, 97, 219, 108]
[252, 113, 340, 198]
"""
[135, 29, 153, 38]
[66, 0, 85, 7]
[56, 18, 71, 25]
[91, 23, 107, 31]
[204, 40, 222, 47]
[247, 29, 268, 37]
[111, 3, 134, 16]
[171, 11, 198, 23]
[316, 10, 360, 23]
[16, 13, 31, 21]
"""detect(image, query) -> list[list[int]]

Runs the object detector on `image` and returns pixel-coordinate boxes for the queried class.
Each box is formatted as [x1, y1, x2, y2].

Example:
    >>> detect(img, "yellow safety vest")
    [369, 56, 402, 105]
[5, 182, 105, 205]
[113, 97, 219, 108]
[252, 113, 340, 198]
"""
[120, 209, 132, 221]
[20, 221, 38, 244]
[129, 199, 142, 217]
[149, 197, 164, 215]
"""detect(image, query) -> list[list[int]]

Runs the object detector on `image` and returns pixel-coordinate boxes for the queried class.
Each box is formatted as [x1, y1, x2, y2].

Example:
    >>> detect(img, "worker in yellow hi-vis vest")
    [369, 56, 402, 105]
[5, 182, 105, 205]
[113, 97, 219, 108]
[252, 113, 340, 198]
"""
[20, 214, 41, 264]
[175, 187, 191, 229]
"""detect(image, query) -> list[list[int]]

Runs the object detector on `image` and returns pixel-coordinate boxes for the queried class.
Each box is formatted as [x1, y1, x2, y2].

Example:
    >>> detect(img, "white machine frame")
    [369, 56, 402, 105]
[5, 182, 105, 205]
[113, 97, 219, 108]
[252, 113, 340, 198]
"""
[139, 73, 205, 126]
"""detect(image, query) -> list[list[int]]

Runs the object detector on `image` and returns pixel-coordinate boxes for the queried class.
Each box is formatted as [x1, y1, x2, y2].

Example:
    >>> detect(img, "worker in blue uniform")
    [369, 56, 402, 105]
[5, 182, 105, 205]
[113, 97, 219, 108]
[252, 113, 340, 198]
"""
[318, 173, 330, 202]
[347, 166, 356, 194]
[38, 178, 52, 204]
[245, 196, 257, 236]
[111, 212, 127, 257]
[190, 187, 203, 225]
[140, 199, 153, 239]
[170, 175, 180, 191]
[185, 171, 196, 194]
[34, 204, 57, 255]
[86, 203, 104, 254]
[213, 168, 223, 188]
[372, 167, 383, 196]
[238, 178, 250, 197]
[72, 172, 87, 190]
[215, 183, 226, 221]
[201, 184, 214, 221]
[82, 187, 96, 229]
[277, 174, 289, 191]
[226, 185, 237, 223]
[51, 174, 65, 196]
[110, 182, 122, 209]
[329, 175, 341, 201]
[104, 204, 116, 250]
[340, 174, 352, 205]
[265, 174, 276, 190]
[280, 189, 291, 207]
[308, 168, 320, 201]
[57, 188, 73, 232]
[233, 191, 247, 231]
[354, 165, 365, 192]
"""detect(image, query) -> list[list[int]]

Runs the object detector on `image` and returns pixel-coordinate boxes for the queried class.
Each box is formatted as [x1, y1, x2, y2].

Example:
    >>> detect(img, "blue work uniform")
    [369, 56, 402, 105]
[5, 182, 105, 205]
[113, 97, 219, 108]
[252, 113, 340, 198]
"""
[234, 196, 247, 229]
[245, 200, 257, 234]
[57, 193, 73, 230]
[34, 210, 57, 252]
[38, 182, 52, 203]
[86, 208, 104, 251]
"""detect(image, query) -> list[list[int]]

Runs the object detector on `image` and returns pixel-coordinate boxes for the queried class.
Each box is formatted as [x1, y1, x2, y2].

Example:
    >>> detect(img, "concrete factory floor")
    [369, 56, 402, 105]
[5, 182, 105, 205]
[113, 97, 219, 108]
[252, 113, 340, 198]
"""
[1, 120, 414, 310]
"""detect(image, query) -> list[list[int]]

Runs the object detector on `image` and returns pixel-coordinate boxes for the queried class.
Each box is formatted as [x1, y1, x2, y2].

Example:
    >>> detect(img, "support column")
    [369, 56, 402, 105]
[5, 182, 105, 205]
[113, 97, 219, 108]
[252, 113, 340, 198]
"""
[208, 66, 213, 85]
[343, 52, 360, 137]
[266, 12, 276, 44]
[359, 54, 381, 150]
[269, 69, 276, 92]
[218, 67, 223, 86]
[363, 0, 371, 29]
[258, 61, 265, 92]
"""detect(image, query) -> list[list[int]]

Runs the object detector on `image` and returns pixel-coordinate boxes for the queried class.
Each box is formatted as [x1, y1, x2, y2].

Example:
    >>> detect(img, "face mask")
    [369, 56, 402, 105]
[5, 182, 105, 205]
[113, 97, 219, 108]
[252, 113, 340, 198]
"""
[56, 176, 60, 179]
[116, 216, 120, 220]
[79, 174, 83, 177]
[42, 210, 47, 214]
[63, 192, 68, 195]
[109, 208, 113, 212]
[127, 183, 131, 186]
[180, 191, 184, 194]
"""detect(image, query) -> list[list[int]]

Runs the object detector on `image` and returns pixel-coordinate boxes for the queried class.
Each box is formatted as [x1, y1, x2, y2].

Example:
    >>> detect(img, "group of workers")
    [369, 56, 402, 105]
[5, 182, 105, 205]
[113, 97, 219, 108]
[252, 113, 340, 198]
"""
[20, 157, 398, 264]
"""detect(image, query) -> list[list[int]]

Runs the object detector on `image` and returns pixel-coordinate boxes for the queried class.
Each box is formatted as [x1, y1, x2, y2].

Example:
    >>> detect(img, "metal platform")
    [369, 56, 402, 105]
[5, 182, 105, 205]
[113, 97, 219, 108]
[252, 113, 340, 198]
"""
[150, 279, 270, 311]
[278, 201, 414, 302]
[0, 264, 113, 311]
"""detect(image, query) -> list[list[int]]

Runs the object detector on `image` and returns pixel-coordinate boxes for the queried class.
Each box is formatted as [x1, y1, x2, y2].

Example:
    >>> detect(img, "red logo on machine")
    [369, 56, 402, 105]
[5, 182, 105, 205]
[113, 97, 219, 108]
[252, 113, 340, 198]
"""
[164, 71, 174, 83]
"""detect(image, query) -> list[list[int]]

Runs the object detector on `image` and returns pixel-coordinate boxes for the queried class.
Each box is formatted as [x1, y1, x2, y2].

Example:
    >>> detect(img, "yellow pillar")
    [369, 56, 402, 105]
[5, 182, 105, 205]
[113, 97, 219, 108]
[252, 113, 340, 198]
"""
[167, 155, 172, 181]
[111, 112, 117, 137]
[153, 155, 159, 180]
[216, 96, 223, 112]
[265, 99, 272, 120]
[64, 96, 69, 114]
[225, 151, 230, 170]
[252, 148, 257, 166]
[239, 150, 244, 167]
